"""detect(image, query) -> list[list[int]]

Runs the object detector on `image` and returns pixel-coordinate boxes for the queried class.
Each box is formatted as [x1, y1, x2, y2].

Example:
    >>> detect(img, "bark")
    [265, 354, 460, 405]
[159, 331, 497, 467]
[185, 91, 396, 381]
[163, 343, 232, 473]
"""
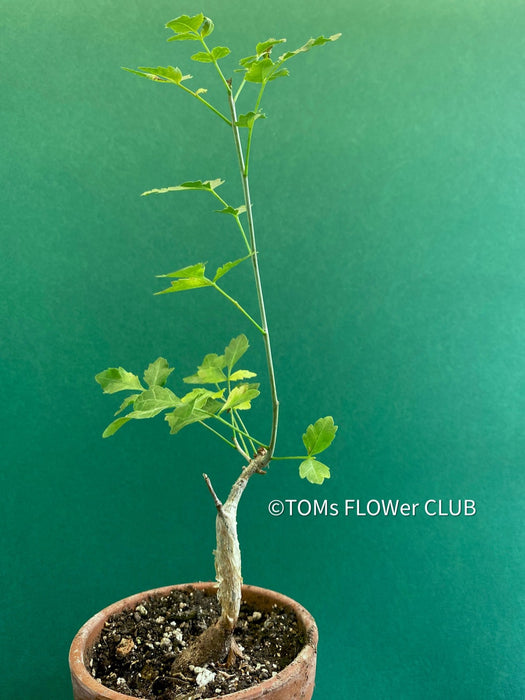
[171, 448, 270, 673]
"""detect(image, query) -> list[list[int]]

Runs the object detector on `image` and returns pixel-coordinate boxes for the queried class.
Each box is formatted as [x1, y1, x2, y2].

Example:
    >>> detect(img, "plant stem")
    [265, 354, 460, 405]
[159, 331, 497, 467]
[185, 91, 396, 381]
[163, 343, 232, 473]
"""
[212, 283, 264, 333]
[244, 83, 266, 177]
[227, 91, 280, 457]
[210, 189, 252, 253]
[178, 83, 231, 125]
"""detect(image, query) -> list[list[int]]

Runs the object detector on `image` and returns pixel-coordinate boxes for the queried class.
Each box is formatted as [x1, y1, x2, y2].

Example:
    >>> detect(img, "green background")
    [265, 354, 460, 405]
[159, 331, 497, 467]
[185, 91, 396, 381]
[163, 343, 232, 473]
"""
[2, 0, 524, 697]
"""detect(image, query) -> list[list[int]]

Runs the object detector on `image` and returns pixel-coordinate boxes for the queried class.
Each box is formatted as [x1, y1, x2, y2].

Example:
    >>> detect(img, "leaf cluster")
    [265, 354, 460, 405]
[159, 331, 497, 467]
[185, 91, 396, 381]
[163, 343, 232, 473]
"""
[95, 335, 260, 439]
[299, 417, 338, 484]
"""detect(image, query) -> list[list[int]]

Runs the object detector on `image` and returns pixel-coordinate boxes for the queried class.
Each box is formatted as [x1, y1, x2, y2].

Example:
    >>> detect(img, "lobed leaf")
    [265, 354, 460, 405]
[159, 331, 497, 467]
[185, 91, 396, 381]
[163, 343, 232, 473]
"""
[155, 262, 213, 295]
[216, 204, 247, 216]
[144, 357, 174, 388]
[243, 57, 275, 84]
[158, 262, 207, 279]
[302, 416, 338, 455]
[192, 46, 231, 63]
[166, 387, 223, 433]
[102, 416, 132, 438]
[184, 353, 228, 384]
[165, 402, 204, 433]
[128, 66, 192, 85]
[181, 387, 225, 405]
[213, 254, 252, 282]
[115, 394, 140, 416]
[236, 111, 266, 128]
[224, 334, 250, 373]
[96, 367, 144, 394]
[267, 68, 290, 81]
[278, 33, 341, 62]
[166, 33, 200, 42]
[221, 383, 260, 412]
[299, 457, 331, 485]
[133, 386, 180, 417]
[256, 38, 286, 56]
[238, 55, 257, 69]
[156, 277, 213, 294]
[166, 14, 204, 35]
[142, 179, 224, 197]
[229, 369, 257, 381]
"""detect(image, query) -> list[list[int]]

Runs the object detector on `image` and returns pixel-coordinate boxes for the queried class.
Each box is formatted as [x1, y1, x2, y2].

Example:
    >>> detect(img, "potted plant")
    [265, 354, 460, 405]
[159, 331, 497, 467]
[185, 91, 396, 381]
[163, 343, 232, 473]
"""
[70, 12, 340, 700]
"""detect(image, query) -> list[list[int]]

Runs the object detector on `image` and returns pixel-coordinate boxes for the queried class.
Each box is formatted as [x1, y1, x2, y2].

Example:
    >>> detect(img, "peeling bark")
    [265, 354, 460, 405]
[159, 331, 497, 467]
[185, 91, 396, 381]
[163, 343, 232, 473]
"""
[170, 448, 270, 673]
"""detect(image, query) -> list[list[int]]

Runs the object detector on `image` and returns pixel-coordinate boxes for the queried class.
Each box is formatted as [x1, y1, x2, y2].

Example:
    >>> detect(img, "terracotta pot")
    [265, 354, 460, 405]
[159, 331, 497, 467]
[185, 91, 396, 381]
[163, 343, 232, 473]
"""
[69, 582, 318, 700]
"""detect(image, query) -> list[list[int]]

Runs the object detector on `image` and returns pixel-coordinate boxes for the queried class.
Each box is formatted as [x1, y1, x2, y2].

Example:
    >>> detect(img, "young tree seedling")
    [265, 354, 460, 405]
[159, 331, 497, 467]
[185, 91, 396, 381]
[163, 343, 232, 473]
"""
[96, 13, 340, 672]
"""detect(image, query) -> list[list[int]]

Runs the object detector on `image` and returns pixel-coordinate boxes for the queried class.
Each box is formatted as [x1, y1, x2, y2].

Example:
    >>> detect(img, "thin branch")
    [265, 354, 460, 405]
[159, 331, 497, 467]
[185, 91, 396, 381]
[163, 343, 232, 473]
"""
[203, 473, 224, 512]
[227, 92, 280, 457]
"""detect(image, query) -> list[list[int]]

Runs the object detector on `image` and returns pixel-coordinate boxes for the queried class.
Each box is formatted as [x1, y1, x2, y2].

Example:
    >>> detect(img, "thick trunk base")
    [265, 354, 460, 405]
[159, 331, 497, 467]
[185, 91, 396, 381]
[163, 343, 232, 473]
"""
[170, 617, 233, 673]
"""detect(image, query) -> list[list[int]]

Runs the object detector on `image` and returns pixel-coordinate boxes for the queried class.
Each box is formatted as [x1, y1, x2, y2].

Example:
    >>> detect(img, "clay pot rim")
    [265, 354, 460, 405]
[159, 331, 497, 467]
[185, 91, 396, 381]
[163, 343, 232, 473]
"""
[69, 581, 318, 700]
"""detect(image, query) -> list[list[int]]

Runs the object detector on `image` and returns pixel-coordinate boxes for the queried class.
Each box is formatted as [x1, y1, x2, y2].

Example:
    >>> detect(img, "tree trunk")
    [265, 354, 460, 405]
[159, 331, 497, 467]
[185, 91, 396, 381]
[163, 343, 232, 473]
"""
[171, 448, 270, 673]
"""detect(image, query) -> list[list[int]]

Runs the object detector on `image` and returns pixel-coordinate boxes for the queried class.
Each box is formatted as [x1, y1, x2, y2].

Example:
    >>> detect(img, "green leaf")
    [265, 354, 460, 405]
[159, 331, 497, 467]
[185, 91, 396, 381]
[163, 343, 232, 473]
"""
[302, 416, 338, 455]
[181, 387, 224, 405]
[256, 38, 287, 56]
[155, 262, 213, 294]
[238, 54, 257, 69]
[243, 57, 275, 83]
[224, 334, 250, 373]
[142, 179, 224, 197]
[216, 204, 247, 216]
[133, 386, 180, 418]
[166, 388, 223, 434]
[165, 402, 202, 434]
[229, 369, 257, 381]
[158, 262, 207, 279]
[183, 353, 228, 384]
[299, 458, 331, 485]
[191, 51, 213, 63]
[211, 46, 230, 60]
[200, 17, 214, 37]
[221, 383, 260, 412]
[267, 68, 290, 81]
[166, 14, 204, 34]
[166, 33, 200, 42]
[191, 46, 231, 63]
[102, 416, 132, 438]
[95, 367, 144, 394]
[235, 111, 266, 128]
[127, 66, 192, 85]
[278, 33, 341, 62]
[115, 394, 139, 416]
[156, 277, 213, 294]
[213, 254, 252, 282]
[144, 357, 174, 388]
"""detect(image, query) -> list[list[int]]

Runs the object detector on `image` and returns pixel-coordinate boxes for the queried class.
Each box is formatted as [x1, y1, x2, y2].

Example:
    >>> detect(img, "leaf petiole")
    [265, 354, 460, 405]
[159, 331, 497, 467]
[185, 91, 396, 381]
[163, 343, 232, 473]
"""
[234, 78, 247, 102]
[198, 420, 236, 449]
[198, 35, 232, 92]
[211, 412, 267, 448]
[212, 283, 264, 333]
[177, 82, 232, 125]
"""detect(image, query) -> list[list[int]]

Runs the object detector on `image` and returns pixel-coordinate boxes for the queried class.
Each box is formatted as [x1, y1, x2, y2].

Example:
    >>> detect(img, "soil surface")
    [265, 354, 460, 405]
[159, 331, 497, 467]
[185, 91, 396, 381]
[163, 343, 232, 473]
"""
[89, 587, 305, 699]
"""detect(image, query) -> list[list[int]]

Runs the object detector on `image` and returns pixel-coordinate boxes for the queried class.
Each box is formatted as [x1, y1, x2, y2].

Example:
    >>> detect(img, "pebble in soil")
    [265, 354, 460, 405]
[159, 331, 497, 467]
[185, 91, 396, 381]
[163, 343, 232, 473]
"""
[89, 587, 306, 699]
